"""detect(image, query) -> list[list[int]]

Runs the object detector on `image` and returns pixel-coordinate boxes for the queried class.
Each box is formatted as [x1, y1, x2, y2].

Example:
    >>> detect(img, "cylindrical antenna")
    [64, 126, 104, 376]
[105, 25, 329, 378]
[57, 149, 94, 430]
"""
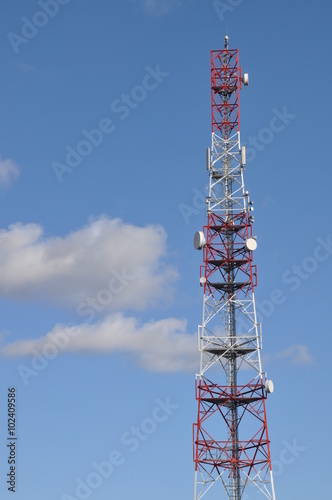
[224, 34, 229, 49]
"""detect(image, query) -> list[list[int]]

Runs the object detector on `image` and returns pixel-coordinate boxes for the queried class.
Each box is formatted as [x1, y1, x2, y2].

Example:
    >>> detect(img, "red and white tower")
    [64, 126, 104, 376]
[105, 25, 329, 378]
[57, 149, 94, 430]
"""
[193, 37, 276, 500]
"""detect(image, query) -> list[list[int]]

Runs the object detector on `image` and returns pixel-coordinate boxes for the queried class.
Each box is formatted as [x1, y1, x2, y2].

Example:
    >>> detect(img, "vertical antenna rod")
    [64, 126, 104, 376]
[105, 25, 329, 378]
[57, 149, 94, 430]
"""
[193, 37, 276, 500]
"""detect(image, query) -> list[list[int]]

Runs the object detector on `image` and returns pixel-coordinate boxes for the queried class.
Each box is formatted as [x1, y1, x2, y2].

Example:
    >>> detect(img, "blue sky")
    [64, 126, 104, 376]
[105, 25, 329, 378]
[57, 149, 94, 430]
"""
[0, 0, 331, 498]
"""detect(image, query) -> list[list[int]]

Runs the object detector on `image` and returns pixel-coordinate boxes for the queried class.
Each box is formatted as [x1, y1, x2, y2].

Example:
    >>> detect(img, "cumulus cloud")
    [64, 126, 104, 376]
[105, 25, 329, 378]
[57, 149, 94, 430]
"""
[0, 156, 20, 188]
[0, 217, 177, 309]
[1, 314, 198, 373]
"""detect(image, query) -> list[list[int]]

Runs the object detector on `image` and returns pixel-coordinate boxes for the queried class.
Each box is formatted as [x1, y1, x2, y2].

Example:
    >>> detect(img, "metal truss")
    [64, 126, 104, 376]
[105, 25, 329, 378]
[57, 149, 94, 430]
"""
[193, 39, 276, 500]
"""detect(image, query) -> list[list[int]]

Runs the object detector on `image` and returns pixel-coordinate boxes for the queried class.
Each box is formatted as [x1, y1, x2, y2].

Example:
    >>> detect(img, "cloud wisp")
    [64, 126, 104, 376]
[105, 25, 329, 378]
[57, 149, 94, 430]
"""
[0, 156, 20, 189]
[137, 0, 184, 15]
[275, 344, 314, 366]
[264, 344, 314, 367]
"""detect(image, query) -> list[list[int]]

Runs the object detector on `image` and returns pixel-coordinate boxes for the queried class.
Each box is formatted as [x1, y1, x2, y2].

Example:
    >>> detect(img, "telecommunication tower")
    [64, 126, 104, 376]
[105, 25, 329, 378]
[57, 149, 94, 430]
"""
[193, 36, 276, 500]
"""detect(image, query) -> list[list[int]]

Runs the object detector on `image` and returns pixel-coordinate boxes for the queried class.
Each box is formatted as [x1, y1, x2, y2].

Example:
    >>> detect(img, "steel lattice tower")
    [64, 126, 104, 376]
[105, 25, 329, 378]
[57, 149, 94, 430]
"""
[193, 37, 276, 500]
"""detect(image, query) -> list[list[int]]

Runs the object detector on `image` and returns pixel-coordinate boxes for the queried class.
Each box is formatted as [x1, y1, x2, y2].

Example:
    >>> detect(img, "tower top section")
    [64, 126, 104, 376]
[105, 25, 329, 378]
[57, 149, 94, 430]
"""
[211, 40, 248, 137]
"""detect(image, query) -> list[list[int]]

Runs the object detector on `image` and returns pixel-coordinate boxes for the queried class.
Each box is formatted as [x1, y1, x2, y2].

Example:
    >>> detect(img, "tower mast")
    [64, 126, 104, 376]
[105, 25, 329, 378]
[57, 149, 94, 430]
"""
[193, 37, 276, 500]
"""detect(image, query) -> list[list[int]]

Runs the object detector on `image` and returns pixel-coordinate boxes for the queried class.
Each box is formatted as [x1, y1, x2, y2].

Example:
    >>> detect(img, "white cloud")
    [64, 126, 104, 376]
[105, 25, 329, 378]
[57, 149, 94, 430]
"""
[1, 313, 198, 373]
[0, 156, 20, 188]
[0, 217, 177, 309]
[275, 344, 314, 366]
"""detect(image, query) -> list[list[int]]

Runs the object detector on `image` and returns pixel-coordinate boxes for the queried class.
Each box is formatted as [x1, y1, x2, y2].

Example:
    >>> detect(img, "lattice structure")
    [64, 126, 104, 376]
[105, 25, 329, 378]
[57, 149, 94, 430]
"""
[193, 37, 276, 500]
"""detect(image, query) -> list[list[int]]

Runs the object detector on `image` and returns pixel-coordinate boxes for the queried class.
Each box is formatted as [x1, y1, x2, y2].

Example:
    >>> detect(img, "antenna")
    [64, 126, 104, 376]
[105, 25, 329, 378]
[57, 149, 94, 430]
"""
[224, 34, 229, 49]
